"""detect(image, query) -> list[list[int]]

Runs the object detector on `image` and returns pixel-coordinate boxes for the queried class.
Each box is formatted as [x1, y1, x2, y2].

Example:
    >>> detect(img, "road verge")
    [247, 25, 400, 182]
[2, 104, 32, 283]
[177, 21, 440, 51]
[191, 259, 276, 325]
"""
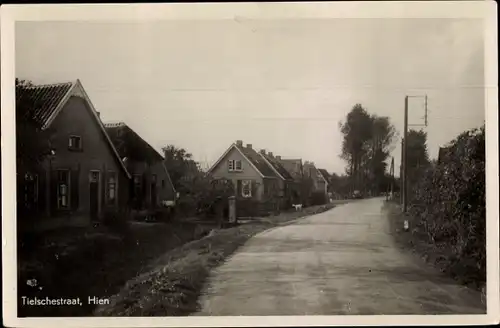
[94, 203, 338, 316]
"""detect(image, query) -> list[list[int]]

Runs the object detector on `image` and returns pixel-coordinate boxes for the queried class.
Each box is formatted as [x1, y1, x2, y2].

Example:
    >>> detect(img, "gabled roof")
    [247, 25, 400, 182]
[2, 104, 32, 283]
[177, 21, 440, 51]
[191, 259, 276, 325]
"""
[16, 81, 73, 127]
[279, 158, 303, 180]
[318, 169, 330, 182]
[207, 142, 278, 178]
[260, 153, 294, 181]
[104, 122, 176, 193]
[16, 79, 131, 179]
[104, 122, 163, 163]
[234, 144, 278, 178]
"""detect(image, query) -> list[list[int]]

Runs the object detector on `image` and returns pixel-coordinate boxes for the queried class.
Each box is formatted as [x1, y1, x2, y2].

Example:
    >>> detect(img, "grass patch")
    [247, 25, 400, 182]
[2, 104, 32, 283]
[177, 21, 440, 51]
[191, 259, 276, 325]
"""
[18, 220, 210, 317]
[94, 203, 337, 316]
[383, 200, 485, 292]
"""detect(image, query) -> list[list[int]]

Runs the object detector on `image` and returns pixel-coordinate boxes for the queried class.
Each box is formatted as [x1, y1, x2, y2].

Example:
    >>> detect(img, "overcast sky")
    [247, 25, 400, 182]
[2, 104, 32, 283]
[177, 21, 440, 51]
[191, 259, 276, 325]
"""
[15, 18, 485, 175]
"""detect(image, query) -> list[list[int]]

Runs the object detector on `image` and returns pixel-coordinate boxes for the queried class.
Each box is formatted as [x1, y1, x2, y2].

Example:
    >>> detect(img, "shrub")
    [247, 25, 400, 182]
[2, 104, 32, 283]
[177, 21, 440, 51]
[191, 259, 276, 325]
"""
[310, 191, 327, 206]
[176, 177, 235, 220]
[408, 125, 485, 287]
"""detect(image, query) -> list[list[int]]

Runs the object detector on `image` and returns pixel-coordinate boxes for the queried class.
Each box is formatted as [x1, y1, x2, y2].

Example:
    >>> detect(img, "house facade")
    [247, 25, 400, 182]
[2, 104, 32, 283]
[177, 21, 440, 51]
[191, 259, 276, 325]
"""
[317, 169, 330, 197]
[104, 122, 176, 213]
[259, 151, 296, 209]
[303, 161, 328, 202]
[17, 80, 131, 227]
[207, 140, 281, 214]
[278, 158, 305, 204]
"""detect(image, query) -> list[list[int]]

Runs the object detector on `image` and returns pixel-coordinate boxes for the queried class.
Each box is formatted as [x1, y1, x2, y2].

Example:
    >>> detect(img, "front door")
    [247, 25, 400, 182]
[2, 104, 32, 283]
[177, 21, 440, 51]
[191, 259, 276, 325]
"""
[89, 171, 100, 220]
[151, 174, 157, 208]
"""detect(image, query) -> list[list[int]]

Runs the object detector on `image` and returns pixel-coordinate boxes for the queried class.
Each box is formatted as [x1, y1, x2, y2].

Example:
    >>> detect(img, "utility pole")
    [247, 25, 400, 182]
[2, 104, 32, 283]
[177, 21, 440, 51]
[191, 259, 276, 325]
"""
[390, 157, 394, 200]
[403, 96, 409, 213]
[403, 94, 429, 213]
[400, 139, 404, 205]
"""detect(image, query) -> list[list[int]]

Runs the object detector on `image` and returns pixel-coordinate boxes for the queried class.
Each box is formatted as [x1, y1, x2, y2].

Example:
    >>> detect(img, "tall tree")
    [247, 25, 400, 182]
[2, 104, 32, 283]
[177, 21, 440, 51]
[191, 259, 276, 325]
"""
[403, 129, 430, 197]
[339, 105, 397, 195]
[339, 104, 373, 191]
[364, 115, 398, 194]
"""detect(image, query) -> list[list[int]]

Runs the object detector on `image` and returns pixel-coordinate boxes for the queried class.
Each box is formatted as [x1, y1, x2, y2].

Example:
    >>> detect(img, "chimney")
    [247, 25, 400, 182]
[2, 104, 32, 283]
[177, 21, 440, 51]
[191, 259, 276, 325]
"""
[276, 155, 281, 160]
[96, 111, 101, 118]
[260, 149, 266, 154]
[268, 152, 273, 157]
[246, 144, 252, 149]
[236, 140, 243, 147]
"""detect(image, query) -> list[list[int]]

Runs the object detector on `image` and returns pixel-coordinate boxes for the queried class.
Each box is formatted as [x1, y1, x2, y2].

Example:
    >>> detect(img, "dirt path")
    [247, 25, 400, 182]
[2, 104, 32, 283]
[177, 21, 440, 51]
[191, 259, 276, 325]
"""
[194, 198, 485, 315]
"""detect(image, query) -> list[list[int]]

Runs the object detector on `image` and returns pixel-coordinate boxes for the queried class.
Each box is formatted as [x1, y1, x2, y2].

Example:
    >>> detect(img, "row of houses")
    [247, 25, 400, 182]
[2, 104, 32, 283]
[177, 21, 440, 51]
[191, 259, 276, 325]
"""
[17, 79, 334, 228]
[206, 140, 331, 211]
[17, 79, 177, 229]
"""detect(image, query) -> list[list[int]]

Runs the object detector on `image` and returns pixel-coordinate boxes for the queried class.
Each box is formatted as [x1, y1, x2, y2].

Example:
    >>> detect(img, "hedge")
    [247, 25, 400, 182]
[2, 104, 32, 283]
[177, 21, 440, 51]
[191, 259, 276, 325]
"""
[407, 125, 485, 287]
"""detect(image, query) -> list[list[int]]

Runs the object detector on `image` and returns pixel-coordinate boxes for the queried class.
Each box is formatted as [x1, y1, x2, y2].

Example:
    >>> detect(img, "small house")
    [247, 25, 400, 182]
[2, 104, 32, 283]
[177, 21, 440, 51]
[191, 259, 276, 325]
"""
[104, 122, 176, 215]
[16, 79, 131, 228]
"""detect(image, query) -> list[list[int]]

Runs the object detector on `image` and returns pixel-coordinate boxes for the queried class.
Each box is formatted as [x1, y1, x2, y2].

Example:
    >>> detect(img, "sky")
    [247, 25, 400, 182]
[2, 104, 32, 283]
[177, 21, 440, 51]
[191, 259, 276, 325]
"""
[15, 18, 485, 175]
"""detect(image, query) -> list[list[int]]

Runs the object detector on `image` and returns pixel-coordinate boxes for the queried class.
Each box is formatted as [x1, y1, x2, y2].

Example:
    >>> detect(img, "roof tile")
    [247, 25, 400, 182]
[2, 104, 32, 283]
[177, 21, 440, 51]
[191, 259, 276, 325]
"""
[235, 145, 278, 178]
[16, 82, 74, 127]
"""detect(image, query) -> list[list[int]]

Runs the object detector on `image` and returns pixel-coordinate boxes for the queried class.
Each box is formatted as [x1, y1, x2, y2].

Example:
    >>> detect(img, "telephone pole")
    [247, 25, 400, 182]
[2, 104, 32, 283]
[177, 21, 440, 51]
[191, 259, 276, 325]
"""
[403, 96, 408, 213]
[402, 94, 428, 213]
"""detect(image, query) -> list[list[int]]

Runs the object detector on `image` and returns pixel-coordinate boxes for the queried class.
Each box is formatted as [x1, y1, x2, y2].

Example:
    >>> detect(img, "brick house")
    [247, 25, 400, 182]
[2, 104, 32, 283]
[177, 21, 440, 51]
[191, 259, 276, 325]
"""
[317, 168, 331, 201]
[278, 158, 306, 204]
[259, 151, 297, 209]
[16, 80, 131, 228]
[207, 140, 281, 214]
[303, 161, 329, 202]
[104, 122, 176, 213]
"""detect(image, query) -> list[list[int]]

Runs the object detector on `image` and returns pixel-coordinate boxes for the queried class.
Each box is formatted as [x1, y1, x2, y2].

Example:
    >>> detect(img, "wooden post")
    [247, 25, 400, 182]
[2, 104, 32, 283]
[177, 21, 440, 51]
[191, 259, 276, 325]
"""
[228, 196, 236, 226]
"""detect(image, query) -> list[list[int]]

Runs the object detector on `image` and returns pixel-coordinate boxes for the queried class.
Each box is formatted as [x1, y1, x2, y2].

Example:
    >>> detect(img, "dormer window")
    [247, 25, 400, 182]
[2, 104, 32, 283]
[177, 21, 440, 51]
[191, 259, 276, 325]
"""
[228, 160, 243, 172]
[68, 135, 82, 151]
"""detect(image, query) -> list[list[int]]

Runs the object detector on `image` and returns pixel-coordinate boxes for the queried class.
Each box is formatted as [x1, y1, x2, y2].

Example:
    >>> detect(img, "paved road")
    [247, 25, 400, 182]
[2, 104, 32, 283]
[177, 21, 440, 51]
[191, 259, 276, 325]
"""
[195, 198, 485, 315]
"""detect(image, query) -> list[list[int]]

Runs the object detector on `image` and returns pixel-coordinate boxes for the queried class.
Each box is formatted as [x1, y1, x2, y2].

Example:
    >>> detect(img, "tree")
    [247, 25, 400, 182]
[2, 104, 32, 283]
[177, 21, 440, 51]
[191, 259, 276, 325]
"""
[328, 173, 351, 198]
[364, 115, 398, 194]
[402, 129, 431, 200]
[16, 78, 54, 220]
[339, 105, 398, 195]
[339, 104, 374, 192]
[162, 145, 200, 189]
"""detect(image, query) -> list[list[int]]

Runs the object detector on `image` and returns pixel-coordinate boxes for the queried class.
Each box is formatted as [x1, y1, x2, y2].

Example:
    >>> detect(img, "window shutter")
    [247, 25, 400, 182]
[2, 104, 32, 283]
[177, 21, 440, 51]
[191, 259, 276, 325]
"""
[38, 172, 47, 213]
[101, 169, 107, 208]
[50, 170, 58, 213]
[237, 180, 242, 197]
[71, 166, 80, 211]
[142, 174, 147, 208]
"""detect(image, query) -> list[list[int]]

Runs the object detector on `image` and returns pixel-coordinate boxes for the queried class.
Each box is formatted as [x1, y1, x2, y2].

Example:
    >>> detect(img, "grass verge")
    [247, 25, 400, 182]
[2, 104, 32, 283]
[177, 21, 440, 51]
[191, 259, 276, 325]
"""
[383, 200, 486, 295]
[94, 203, 338, 316]
[18, 221, 210, 317]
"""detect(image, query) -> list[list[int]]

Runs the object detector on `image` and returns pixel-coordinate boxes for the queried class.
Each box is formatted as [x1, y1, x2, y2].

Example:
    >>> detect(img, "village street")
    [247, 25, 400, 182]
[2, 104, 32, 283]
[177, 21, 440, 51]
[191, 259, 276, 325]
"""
[195, 198, 485, 315]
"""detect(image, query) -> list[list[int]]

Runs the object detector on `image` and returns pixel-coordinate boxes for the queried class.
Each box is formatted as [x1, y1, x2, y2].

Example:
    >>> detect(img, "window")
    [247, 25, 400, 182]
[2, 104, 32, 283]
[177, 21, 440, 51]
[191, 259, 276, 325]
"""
[57, 169, 70, 209]
[151, 174, 157, 185]
[228, 160, 242, 172]
[235, 160, 242, 171]
[107, 171, 117, 205]
[241, 180, 252, 198]
[133, 174, 142, 193]
[24, 173, 38, 209]
[68, 136, 82, 151]
[162, 180, 165, 188]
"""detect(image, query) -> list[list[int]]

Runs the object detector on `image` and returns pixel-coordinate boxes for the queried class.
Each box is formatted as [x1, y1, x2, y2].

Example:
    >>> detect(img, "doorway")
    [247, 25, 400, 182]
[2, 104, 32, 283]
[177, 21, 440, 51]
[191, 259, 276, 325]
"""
[89, 171, 100, 220]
